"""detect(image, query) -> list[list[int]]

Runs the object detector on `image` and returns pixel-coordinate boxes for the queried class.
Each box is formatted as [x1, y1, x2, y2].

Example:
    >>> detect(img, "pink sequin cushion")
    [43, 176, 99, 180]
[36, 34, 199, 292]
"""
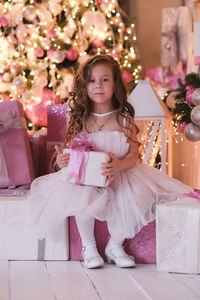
[69, 217, 156, 264]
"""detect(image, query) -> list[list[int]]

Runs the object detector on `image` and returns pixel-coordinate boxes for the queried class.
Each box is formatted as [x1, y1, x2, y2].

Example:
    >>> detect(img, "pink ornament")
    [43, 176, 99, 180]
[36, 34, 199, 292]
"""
[47, 49, 56, 60]
[122, 71, 133, 83]
[96, 0, 103, 4]
[0, 74, 3, 82]
[92, 40, 105, 48]
[2, 93, 10, 101]
[66, 49, 78, 61]
[46, 29, 57, 39]
[36, 48, 44, 58]
[25, 88, 61, 127]
[0, 15, 9, 27]
[178, 121, 189, 133]
[185, 85, 196, 105]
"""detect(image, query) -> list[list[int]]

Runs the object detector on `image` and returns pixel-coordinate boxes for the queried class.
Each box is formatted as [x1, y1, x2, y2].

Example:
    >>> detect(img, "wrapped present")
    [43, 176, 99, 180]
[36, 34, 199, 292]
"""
[0, 100, 35, 188]
[0, 194, 69, 260]
[156, 196, 200, 274]
[69, 217, 156, 264]
[161, 7, 190, 73]
[47, 104, 69, 173]
[29, 128, 48, 177]
[61, 132, 110, 187]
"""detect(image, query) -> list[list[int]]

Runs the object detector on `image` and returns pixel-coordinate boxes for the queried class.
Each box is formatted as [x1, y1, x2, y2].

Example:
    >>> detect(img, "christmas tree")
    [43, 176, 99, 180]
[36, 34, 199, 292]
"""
[0, 0, 141, 128]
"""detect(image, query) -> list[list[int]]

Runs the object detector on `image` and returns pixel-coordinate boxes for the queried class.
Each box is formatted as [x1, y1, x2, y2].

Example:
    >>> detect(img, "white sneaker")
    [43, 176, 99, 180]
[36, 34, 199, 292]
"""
[82, 247, 104, 269]
[105, 244, 135, 268]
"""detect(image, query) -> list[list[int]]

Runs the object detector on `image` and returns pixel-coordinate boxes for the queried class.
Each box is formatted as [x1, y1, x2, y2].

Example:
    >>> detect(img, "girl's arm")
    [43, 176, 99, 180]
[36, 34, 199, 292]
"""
[101, 116, 139, 182]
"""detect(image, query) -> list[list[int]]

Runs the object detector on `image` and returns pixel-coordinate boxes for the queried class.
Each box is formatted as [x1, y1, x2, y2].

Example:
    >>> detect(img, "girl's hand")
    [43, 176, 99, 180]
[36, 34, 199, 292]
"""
[101, 152, 121, 182]
[55, 145, 70, 169]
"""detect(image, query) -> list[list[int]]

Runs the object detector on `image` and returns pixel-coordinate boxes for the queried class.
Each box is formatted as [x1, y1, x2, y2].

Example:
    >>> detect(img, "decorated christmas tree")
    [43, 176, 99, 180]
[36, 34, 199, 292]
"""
[0, 0, 141, 128]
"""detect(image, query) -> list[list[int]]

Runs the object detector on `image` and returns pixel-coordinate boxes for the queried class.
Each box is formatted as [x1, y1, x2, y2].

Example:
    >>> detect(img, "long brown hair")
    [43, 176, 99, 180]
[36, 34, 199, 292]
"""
[65, 54, 137, 144]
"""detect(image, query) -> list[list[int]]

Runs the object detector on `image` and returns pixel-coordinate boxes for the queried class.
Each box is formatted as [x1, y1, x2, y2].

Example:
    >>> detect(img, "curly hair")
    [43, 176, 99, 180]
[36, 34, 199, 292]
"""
[65, 54, 138, 144]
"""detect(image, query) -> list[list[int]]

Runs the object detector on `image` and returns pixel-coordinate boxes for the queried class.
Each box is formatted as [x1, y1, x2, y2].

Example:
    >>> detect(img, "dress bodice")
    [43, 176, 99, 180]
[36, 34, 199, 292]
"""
[89, 130, 130, 159]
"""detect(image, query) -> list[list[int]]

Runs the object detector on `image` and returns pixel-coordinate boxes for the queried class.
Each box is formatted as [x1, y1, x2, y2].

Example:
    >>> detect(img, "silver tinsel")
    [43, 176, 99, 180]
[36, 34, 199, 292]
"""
[191, 105, 200, 126]
[184, 123, 200, 142]
[192, 88, 200, 106]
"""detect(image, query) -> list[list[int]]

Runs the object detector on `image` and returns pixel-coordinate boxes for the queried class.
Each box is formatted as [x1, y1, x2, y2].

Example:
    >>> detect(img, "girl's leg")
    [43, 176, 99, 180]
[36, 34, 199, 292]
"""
[105, 235, 135, 268]
[75, 217, 104, 269]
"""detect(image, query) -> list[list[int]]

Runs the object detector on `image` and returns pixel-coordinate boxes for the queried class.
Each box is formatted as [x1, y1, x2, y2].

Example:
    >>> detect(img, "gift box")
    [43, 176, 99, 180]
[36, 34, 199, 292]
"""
[0, 100, 35, 188]
[156, 197, 200, 274]
[47, 104, 69, 173]
[29, 129, 48, 177]
[0, 194, 69, 260]
[61, 149, 110, 187]
[69, 217, 156, 264]
[161, 7, 190, 73]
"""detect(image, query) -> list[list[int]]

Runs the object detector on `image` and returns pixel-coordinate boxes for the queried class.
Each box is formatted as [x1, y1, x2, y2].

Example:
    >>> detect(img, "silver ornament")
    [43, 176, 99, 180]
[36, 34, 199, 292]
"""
[184, 123, 200, 142]
[24, 5, 37, 22]
[192, 88, 200, 105]
[53, 51, 66, 63]
[166, 92, 178, 109]
[191, 105, 200, 126]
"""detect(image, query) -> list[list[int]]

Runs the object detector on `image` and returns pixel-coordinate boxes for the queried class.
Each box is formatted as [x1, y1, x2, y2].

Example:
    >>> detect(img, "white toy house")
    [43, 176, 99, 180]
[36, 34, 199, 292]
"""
[128, 80, 172, 174]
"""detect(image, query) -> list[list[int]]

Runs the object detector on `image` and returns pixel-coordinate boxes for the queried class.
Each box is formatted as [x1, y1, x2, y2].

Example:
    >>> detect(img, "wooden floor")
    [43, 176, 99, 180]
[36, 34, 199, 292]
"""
[0, 261, 199, 300]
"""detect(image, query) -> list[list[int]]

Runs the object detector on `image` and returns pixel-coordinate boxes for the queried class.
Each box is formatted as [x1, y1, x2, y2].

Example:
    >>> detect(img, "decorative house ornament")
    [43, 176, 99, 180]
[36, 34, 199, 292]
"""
[128, 80, 172, 174]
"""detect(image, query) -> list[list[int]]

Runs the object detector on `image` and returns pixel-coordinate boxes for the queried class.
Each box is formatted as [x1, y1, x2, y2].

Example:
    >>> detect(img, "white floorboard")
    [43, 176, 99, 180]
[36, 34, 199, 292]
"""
[0, 261, 199, 300]
[85, 263, 149, 300]
[0, 261, 10, 300]
[126, 264, 200, 300]
[46, 261, 100, 300]
[10, 261, 55, 300]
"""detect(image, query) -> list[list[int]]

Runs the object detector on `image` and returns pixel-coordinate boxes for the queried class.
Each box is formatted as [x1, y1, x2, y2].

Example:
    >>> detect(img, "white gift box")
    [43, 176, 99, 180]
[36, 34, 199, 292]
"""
[156, 197, 200, 274]
[61, 149, 110, 187]
[0, 195, 69, 260]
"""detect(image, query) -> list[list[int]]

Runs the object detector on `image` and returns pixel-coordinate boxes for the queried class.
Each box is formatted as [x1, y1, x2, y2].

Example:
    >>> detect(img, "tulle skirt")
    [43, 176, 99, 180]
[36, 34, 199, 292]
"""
[27, 163, 193, 241]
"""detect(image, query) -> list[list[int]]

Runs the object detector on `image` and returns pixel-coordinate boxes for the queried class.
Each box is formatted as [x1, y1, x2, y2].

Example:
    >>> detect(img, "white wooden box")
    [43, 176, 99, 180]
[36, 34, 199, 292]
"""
[156, 197, 200, 274]
[0, 195, 69, 260]
[61, 149, 110, 187]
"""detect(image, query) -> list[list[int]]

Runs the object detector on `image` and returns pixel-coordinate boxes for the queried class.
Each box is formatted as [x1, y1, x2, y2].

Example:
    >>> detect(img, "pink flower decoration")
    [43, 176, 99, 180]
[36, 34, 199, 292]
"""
[46, 29, 57, 39]
[178, 121, 188, 133]
[36, 48, 44, 58]
[122, 71, 133, 83]
[2, 93, 10, 101]
[185, 85, 196, 105]
[0, 15, 9, 27]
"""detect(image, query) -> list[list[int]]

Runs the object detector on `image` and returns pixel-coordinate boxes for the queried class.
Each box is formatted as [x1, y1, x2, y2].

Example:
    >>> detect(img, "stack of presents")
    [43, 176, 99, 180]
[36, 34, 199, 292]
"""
[146, 2, 200, 93]
[0, 99, 200, 275]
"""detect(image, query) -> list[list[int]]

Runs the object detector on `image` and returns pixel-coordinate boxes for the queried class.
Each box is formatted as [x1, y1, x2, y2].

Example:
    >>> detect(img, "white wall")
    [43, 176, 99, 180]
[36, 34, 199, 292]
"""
[129, 0, 184, 68]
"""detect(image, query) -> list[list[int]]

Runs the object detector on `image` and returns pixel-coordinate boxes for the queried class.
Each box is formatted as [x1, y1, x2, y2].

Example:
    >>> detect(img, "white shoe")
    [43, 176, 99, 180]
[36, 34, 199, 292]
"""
[105, 244, 135, 268]
[82, 247, 104, 269]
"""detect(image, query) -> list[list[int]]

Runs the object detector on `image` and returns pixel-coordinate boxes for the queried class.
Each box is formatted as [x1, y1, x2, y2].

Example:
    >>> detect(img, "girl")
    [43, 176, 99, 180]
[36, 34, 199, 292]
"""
[28, 55, 193, 269]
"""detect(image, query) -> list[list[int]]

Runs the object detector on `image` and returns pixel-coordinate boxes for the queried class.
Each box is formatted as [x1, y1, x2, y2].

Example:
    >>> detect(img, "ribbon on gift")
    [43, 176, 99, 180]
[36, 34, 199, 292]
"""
[0, 145, 9, 187]
[162, 8, 179, 73]
[66, 131, 97, 185]
[0, 110, 26, 133]
[184, 191, 200, 200]
[0, 109, 27, 188]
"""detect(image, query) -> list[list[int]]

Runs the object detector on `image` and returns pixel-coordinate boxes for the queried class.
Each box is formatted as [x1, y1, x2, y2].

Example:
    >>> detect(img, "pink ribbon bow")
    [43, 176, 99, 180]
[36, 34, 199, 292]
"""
[66, 131, 97, 185]
[184, 191, 200, 200]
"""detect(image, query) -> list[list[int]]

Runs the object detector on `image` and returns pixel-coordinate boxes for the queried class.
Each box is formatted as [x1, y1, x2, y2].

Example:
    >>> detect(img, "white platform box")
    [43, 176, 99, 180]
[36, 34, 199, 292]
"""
[156, 197, 200, 274]
[0, 195, 69, 261]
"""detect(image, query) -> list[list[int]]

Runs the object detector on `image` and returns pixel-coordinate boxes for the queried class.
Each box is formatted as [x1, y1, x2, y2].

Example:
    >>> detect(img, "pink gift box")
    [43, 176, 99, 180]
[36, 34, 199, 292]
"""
[0, 100, 35, 188]
[69, 216, 156, 264]
[29, 129, 48, 177]
[47, 104, 69, 173]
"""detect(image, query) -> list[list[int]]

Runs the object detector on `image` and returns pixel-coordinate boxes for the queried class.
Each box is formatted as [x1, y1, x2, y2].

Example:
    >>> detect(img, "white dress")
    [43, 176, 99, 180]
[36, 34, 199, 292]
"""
[28, 124, 193, 242]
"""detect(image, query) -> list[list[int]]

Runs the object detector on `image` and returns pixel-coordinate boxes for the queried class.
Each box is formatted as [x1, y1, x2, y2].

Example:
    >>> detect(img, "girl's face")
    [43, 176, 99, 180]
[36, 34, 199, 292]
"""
[86, 63, 114, 112]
